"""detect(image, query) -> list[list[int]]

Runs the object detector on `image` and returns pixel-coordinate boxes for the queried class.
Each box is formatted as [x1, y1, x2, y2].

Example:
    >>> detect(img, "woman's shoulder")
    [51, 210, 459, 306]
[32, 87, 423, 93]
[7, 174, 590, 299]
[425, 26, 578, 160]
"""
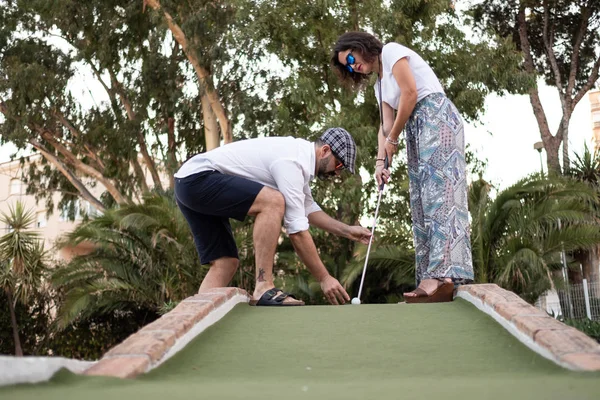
[383, 42, 410, 52]
[382, 42, 417, 59]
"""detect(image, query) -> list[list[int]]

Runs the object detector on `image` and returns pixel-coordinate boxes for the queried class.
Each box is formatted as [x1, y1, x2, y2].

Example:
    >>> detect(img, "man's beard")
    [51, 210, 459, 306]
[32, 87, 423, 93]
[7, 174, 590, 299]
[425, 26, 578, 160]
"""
[317, 156, 336, 181]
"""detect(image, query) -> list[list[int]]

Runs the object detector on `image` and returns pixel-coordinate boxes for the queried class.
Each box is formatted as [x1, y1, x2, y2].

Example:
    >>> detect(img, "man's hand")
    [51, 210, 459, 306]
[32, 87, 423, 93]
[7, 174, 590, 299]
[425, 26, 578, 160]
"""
[347, 225, 371, 245]
[320, 275, 350, 305]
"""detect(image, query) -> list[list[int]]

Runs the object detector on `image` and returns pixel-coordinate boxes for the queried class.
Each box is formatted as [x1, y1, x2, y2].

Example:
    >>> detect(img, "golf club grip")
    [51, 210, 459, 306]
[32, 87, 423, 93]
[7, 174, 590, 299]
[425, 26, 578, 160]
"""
[378, 156, 389, 191]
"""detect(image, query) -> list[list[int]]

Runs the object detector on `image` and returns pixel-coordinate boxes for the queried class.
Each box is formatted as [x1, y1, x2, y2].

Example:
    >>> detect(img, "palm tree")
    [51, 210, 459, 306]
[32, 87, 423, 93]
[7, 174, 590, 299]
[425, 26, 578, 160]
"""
[341, 243, 415, 303]
[52, 191, 207, 327]
[0, 201, 47, 356]
[567, 144, 600, 285]
[469, 174, 600, 302]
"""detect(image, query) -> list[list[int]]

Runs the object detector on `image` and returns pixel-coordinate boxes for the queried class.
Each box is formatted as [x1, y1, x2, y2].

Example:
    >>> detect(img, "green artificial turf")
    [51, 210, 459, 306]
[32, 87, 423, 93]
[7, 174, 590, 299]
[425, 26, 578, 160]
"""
[3, 299, 600, 400]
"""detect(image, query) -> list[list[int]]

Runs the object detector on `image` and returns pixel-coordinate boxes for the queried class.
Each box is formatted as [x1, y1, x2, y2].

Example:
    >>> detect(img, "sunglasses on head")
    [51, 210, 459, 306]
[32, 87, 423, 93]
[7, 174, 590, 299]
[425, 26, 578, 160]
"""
[345, 52, 355, 73]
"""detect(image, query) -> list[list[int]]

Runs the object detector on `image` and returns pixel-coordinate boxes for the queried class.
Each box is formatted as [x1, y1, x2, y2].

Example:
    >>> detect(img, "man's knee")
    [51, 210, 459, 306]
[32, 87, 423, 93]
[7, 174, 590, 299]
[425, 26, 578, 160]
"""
[211, 257, 239, 273]
[251, 187, 285, 217]
[268, 190, 285, 217]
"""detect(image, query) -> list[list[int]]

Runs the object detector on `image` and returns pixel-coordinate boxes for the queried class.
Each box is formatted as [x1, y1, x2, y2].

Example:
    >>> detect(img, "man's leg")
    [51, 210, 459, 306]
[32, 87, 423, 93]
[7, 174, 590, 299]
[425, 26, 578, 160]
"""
[198, 257, 239, 292]
[247, 187, 300, 304]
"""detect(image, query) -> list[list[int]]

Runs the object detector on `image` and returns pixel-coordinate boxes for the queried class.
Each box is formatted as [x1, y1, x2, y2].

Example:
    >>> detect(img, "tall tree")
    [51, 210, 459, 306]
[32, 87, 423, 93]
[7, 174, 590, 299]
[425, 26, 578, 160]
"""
[0, 1, 205, 212]
[471, 0, 600, 174]
[0, 202, 47, 356]
[567, 144, 600, 285]
[143, 0, 234, 149]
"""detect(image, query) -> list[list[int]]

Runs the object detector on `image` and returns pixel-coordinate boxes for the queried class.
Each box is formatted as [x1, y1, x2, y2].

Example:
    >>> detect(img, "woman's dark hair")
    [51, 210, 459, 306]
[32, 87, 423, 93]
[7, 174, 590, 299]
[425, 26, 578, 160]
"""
[330, 32, 383, 88]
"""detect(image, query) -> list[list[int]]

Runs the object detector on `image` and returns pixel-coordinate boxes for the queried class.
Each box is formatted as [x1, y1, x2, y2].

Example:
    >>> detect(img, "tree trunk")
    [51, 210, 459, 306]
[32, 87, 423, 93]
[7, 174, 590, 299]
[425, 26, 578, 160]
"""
[110, 71, 164, 191]
[144, 0, 233, 145]
[517, 7, 563, 174]
[167, 117, 177, 189]
[132, 158, 150, 193]
[37, 129, 129, 205]
[542, 134, 562, 175]
[202, 94, 220, 151]
[29, 139, 106, 212]
[560, 118, 571, 173]
[6, 289, 23, 357]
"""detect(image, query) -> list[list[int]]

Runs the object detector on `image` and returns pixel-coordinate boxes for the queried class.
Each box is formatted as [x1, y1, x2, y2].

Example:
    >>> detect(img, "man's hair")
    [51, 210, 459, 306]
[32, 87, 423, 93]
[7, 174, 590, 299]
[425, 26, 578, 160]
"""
[314, 138, 325, 147]
[330, 32, 383, 89]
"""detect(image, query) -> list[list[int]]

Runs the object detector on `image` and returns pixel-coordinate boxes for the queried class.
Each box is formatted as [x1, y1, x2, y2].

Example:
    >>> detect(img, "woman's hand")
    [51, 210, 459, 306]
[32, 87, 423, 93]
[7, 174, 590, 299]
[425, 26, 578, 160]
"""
[375, 162, 391, 189]
[384, 138, 398, 164]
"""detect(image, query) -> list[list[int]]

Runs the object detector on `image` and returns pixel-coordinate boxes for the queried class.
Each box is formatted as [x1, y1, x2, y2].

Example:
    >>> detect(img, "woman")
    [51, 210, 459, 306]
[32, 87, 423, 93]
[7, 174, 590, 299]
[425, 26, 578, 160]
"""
[331, 32, 473, 303]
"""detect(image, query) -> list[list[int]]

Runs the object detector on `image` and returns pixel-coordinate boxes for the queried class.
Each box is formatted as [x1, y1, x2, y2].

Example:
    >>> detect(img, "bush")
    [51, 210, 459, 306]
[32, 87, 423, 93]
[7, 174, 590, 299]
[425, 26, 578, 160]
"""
[0, 292, 51, 356]
[45, 308, 160, 360]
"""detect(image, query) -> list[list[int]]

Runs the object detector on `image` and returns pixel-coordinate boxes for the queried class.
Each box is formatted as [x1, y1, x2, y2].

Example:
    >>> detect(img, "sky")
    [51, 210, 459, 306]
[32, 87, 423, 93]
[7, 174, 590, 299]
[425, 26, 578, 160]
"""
[1, 79, 595, 191]
[463, 82, 595, 189]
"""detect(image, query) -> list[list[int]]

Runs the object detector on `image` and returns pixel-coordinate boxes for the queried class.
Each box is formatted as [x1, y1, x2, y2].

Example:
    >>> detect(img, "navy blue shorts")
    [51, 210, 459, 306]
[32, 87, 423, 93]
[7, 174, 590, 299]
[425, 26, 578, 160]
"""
[174, 171, 264, 264]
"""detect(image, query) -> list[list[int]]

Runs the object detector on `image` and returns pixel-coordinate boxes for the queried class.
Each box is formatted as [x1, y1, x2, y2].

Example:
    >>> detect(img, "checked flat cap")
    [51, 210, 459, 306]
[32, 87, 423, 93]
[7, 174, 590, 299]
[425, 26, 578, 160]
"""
[319, 127, 357, 174]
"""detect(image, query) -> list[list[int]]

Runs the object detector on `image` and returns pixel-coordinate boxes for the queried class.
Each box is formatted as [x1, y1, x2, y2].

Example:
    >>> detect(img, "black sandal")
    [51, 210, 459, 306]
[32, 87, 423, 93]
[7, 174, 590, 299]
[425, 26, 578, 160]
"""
[249, 288, 305, 306]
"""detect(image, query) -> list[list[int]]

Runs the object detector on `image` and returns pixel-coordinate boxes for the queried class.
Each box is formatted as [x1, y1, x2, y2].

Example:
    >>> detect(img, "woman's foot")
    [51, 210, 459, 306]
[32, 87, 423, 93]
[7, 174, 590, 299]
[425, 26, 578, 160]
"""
[403, 278, 454, 303]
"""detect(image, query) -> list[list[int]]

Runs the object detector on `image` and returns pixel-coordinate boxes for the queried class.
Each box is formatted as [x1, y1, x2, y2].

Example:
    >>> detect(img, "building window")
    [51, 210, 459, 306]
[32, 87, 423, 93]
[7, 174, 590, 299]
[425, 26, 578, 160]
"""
[82, 201, 100, 218]
[59, 200, 100, 221]
[9, 179, 21, 195]
[593, 111, 600, 125]
[37, 211, 47, 228]
[59, 200, 80, 222]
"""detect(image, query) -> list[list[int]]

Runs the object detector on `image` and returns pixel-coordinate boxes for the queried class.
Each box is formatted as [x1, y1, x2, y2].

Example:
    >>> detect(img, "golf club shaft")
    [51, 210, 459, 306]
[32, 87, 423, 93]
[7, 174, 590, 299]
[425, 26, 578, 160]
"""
[356, 156, 389, 300]
[356, 188, 383, 300]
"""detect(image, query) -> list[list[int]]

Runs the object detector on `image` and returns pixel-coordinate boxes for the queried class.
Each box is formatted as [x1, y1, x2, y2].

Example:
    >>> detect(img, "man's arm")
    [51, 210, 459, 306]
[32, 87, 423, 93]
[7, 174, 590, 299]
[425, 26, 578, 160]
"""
[289, 230, 350, 305]
[308, 211, 371, 245]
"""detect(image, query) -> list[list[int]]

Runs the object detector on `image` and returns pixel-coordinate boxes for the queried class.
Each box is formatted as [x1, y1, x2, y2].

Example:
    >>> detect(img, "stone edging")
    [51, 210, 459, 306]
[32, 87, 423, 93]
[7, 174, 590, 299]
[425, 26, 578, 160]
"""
[83, 287, 249, 378]
[456, 284, 600, 371]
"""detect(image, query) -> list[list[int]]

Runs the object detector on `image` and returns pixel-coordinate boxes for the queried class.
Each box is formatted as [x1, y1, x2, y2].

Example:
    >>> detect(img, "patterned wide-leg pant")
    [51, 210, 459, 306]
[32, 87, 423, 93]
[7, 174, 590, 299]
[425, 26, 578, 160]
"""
[405, 92, 474, 285]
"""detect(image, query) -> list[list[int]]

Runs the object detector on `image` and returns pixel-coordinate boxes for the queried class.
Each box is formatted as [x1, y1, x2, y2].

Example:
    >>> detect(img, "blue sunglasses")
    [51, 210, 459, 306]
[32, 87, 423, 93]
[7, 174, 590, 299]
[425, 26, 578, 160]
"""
[345, 53, 355, 72]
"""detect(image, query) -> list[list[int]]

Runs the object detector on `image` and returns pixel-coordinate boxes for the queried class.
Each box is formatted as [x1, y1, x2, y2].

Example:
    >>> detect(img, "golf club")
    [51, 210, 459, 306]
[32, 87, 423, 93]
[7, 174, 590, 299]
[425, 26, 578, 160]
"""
[353, 156, 389, 305]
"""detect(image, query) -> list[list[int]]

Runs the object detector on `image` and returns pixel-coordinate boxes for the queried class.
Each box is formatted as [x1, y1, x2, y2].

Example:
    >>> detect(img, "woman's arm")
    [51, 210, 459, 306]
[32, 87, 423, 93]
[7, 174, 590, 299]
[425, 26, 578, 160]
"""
[375, 101, 395, 187]
[377, 102, 395, 160]
[382, 58, 417, 163]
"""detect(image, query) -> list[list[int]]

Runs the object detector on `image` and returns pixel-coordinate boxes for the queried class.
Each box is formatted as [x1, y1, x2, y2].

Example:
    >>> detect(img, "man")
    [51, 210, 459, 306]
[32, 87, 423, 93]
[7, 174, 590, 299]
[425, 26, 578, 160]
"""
[174, 127, 371, 306]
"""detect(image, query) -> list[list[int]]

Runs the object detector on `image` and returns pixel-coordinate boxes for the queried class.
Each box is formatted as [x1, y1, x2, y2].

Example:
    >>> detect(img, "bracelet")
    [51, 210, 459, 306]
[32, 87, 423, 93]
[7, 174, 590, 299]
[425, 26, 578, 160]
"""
[376, 158, 385, 161]
[386, 137, 399, 146]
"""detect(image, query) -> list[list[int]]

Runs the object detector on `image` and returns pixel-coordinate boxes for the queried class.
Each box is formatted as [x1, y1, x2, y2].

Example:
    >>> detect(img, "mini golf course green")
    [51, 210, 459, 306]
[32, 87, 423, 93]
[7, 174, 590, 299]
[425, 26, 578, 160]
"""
[2, 299, 600, 400]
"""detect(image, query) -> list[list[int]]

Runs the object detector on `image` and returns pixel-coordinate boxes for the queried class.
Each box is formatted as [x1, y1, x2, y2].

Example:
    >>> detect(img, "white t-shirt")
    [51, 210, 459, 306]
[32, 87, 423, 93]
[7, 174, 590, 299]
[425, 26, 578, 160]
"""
[374, 42, 444, 110]
[174, 137, 322, 234]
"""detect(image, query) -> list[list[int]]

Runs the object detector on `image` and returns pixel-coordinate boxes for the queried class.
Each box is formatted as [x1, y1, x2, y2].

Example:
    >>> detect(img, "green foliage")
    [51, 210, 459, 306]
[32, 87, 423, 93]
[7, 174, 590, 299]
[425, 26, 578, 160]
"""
[471, 0, 600, 95]
[52, 190, 207, 327]
[0, 201, 49, 356]
[341, 244, 416, 304]
[45, 309, 159, 360]
[0, 291, 50, 356]
[568, 144, 600, 186]
[469, 174, 600, 301]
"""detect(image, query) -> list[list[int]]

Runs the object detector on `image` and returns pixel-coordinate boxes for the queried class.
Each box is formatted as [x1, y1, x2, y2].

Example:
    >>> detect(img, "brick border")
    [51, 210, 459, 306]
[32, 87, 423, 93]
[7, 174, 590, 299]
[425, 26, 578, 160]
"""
[83, 287, 249, 378]
[456, 284, 600, 371]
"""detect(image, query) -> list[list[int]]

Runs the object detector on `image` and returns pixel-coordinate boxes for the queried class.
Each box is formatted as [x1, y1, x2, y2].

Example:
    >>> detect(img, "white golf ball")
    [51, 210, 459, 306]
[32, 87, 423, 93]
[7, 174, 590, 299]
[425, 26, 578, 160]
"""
[351, 297, 361, 305]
